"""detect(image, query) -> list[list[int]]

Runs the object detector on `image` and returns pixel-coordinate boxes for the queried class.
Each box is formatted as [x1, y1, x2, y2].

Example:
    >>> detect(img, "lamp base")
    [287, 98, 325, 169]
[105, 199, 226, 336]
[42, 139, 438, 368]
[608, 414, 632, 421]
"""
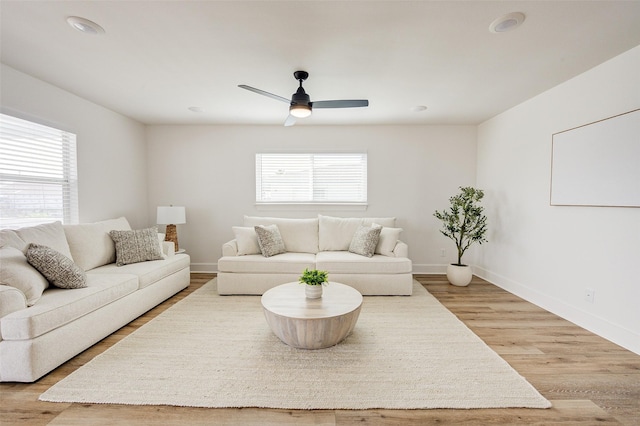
[164, 224, 179, 252]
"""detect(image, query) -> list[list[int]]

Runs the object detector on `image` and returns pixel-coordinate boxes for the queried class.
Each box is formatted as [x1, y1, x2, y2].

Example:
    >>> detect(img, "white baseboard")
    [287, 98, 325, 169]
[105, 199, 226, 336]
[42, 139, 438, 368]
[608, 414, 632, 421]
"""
[191, 263, 449, 275]
[411, 264, 448, 274]
[474, 266, 640, 356]
[190, 263, 218, 273]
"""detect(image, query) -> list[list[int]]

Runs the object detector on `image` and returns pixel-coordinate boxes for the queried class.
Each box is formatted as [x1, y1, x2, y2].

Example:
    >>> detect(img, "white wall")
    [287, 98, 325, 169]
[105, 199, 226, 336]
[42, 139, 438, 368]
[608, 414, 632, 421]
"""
[146, 125, 476, 272]
[476, 45, 640, 354]
[0, 64, 149, 228]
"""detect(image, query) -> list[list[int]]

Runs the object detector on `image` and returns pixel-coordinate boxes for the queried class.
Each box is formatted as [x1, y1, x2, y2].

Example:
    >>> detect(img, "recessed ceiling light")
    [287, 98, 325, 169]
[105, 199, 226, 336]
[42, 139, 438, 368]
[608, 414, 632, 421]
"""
[188, 107, 205, 113]
[67, 16, 105, 35]
[489, 12, 525, 33]
[411, 105, 428, 112]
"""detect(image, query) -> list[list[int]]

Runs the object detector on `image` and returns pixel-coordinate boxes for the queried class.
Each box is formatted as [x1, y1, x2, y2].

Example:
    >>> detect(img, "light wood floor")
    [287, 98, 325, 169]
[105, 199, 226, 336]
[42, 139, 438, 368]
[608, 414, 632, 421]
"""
[1, 273, 638, 425]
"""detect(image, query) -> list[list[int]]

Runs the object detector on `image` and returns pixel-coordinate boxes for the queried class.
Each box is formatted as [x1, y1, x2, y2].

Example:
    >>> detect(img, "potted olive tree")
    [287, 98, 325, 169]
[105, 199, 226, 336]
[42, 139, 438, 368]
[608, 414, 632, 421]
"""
[433, 186, 488, 286]
[299, 268, 329, 298]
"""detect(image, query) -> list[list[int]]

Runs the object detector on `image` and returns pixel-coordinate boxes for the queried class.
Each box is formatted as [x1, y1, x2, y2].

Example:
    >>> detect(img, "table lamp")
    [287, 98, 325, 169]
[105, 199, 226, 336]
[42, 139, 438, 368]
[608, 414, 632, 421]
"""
[157, 206, 186, 252]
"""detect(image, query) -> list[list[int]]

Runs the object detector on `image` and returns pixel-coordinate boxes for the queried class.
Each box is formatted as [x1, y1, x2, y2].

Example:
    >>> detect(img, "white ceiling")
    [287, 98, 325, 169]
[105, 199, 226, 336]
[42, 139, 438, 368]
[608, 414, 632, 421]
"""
[2, 1, 640, 126]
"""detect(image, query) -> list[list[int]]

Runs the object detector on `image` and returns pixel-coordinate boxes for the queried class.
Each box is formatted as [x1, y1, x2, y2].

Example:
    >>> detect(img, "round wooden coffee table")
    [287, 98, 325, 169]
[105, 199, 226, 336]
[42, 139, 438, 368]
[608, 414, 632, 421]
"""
[261, 282, 363, 349]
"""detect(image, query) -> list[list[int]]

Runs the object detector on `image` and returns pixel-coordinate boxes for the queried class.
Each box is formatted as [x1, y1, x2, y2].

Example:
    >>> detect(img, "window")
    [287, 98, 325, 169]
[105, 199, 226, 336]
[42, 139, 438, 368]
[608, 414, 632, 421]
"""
[0, 113, 79, 229]
[256, 153, 367, 204]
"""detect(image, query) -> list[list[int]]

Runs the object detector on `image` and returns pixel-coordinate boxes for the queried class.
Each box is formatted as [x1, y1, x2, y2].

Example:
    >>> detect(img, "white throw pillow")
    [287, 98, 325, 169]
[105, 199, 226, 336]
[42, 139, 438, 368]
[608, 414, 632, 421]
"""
[64, 217, 131, 271]
[232, 226, 261, 255]
[0, 245, 49, 306]
[374, 225, 404, 257]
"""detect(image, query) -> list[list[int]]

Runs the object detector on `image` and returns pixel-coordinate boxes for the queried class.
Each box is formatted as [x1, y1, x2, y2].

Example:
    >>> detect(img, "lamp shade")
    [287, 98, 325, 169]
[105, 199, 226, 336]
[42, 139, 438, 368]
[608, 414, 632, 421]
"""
[156, 206, 186, 225]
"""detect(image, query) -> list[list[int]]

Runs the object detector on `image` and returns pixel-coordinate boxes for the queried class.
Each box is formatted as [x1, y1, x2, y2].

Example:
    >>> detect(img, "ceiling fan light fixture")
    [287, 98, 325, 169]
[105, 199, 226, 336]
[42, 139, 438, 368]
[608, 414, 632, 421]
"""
[290, 104, 312, 118]
[489, 12, 525, 33]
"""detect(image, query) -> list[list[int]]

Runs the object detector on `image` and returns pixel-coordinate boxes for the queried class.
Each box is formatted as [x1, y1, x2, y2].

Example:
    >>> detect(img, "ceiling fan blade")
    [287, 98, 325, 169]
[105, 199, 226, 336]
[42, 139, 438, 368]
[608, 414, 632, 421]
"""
[311, 100, 369, 109]
[284, 115, 297, 127]
[238, 85, 290, 103]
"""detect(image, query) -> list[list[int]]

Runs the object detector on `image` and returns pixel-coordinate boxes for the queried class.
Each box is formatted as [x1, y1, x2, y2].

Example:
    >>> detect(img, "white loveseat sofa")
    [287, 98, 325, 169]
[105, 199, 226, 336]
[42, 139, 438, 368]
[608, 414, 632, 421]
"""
[0, 218, 190, 382]
[217, 215, 412, 296]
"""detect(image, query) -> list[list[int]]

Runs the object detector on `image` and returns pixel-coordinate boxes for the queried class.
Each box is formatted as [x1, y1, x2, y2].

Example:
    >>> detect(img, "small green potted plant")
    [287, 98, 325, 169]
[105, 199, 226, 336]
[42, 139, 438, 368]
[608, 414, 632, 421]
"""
[299, 268, 329, 298]
[433, 186, 488, 286]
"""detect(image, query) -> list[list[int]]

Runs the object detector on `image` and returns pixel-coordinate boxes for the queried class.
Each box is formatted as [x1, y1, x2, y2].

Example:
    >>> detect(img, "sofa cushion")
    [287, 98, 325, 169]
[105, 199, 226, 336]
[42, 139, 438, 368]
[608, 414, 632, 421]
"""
[254, 225, 286, 257]
[316, 251, 412, 274]
[0, 273, 138, 340]
[232, 226, 261, 255]
[349, 224, 382, 257]
[64, 217, 131, 271]
[318, 215, 396, 251]
[0, 246, 49, 306]
[15, 221, 73, 260]
[0, 229, 27, 251]
[26, 243, 87, 289]
[218, 252, 315, 274]
[89, 254, 190, 290]
[244, 216, 319, 254]
[109, 227, 164, 266]
[375, 226, 404, 257]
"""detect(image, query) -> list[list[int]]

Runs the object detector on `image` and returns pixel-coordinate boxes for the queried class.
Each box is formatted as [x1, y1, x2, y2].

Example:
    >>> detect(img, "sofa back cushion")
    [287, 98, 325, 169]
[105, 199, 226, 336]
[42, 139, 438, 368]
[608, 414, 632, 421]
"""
[15, 221, 73, 260]
[64, 217, 131, 271]
[243, 216, 319, 254]
[318, 215, 396, 251]
[0, 228, 27, 251]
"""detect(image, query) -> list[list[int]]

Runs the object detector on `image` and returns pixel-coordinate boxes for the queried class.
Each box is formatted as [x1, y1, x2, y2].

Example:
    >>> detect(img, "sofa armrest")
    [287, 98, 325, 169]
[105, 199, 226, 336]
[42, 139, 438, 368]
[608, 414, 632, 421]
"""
[0, 285, 27, 323]
[393, 241, 409, 258]
[162, 241, 175, 257]
[222, 239, 239, 257]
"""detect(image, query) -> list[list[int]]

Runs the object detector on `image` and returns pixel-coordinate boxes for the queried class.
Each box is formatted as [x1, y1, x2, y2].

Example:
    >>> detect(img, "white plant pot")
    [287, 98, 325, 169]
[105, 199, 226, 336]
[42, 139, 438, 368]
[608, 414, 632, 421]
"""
[305, 284, 323, 299]
[446, 264, 472, 287]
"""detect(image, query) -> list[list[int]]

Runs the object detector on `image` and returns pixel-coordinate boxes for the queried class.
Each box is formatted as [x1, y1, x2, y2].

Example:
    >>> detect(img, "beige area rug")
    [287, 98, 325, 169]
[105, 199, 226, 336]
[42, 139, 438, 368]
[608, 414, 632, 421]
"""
[40, 280, 550, 410]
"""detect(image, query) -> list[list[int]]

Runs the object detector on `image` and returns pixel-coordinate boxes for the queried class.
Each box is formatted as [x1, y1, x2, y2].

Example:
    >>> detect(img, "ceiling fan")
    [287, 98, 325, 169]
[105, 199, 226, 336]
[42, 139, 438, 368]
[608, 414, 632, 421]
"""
[238, 71, 369, 126]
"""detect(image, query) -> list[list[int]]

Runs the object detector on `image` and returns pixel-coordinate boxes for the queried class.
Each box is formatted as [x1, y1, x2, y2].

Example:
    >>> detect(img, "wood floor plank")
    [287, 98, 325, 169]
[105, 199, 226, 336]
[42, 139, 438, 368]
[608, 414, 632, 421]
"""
[1, 273, 638, 425]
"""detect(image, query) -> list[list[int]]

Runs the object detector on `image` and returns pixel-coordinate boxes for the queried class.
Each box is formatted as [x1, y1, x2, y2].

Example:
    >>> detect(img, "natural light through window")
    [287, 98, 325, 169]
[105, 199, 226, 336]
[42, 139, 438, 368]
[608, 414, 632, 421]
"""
[0, 113, 79, 229]
[256, 153, 367, 205]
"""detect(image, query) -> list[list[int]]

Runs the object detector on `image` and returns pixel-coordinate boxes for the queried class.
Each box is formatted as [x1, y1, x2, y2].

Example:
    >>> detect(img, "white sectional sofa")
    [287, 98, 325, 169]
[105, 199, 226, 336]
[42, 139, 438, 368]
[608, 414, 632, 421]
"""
[217, 215, 413, 296]
[0, 218, 190, 382]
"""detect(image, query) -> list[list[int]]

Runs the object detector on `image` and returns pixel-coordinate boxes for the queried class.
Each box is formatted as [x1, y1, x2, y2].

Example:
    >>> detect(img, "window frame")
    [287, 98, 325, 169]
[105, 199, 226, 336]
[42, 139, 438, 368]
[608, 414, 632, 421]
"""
[0, 112, 79, 229]
[255, 152, 368, 209]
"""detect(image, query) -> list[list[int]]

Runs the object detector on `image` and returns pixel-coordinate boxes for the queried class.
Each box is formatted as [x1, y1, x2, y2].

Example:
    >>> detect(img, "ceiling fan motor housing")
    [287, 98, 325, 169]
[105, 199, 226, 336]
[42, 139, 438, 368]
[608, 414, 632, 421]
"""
[292, 86, 311, 106]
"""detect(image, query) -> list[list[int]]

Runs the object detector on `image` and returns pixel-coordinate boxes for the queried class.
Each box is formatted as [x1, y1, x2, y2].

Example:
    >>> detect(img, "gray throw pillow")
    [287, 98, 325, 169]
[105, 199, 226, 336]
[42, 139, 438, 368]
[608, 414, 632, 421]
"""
[109, 227, 164, 266]
[26, 243, 87, 289]
[349, 224, 382, 257]
[254, 225, 286, 257]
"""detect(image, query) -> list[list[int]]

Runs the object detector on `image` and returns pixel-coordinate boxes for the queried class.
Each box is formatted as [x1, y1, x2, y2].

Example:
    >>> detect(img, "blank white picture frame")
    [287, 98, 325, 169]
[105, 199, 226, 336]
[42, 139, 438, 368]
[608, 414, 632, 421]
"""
[550, 109, 640, 207]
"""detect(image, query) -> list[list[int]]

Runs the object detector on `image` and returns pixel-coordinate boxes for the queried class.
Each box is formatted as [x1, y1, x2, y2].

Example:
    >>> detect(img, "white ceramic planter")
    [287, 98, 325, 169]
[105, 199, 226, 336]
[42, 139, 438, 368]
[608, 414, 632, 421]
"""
[305, 284, 323, 299]
[446, 264, 472, 287]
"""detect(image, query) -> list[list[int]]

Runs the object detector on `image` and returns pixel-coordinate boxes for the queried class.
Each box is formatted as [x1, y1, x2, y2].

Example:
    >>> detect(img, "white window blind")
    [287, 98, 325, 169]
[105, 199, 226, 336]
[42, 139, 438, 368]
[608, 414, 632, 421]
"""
[256, 153, 367, 204]
[0, 113, 79, 229]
